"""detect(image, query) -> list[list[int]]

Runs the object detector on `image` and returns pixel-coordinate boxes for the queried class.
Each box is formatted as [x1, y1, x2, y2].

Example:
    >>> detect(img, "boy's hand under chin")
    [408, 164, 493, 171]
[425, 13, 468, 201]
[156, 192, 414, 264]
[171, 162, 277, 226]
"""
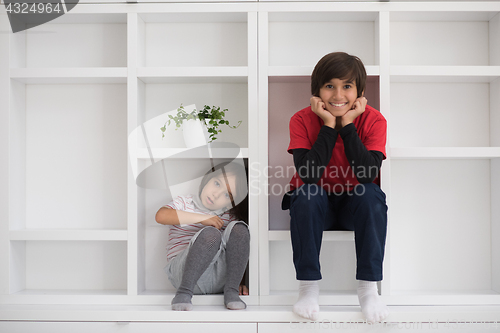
[339, 96, 367, 128]
[311, 96, 367, 130]
[310, 96, 336, 128]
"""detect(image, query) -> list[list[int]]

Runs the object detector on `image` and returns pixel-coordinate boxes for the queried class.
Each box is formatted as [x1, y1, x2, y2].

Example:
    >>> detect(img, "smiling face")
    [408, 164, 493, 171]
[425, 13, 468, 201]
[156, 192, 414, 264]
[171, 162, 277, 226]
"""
[318, 78, 358, 118]
[200, 173, 236, 212]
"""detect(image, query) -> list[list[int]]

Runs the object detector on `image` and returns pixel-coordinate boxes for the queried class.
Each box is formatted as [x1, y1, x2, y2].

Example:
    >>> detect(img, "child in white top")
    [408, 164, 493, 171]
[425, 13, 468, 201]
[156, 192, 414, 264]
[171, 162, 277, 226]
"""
[156, 161, 249, 311]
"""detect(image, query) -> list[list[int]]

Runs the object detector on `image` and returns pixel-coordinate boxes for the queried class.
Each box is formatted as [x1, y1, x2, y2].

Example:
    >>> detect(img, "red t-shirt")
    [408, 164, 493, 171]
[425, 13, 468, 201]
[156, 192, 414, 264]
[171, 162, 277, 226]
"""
[287, 105, 387, 193]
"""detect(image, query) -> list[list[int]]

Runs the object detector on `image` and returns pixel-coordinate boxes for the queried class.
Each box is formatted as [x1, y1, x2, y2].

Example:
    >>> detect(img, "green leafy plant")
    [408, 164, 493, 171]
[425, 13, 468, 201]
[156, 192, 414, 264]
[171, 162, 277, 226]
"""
[161, 104, 242, 143]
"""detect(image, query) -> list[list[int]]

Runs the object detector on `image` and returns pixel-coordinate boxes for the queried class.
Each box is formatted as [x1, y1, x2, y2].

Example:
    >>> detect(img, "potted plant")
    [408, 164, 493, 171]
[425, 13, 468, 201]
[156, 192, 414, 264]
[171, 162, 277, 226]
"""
[160, 104, 242, 146]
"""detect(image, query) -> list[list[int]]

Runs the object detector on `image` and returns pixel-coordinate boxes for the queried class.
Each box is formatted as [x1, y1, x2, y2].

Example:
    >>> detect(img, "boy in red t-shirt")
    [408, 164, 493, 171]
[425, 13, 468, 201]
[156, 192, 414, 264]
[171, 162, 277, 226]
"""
[282, 52, 389, 323]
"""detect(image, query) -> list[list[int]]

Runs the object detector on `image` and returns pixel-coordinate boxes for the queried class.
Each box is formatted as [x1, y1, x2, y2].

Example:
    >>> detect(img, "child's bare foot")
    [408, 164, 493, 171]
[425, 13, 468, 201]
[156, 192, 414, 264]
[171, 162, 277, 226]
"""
[293, 280, 319, 321]
[357, 280, 389, 323]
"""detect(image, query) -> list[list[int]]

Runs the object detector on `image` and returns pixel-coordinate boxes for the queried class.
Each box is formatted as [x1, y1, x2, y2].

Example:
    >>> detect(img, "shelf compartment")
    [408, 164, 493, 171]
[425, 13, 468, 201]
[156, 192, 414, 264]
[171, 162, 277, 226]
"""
[138, 12, 248, 68]
[9, 229, 128, 241]
[9, 14, 127, 69]
[10, 241, 127, 294]
[268, 241, 357, 296]
[137, 157, 249, 295]
[134, 78, 248, 151]
[10, 68, 128, 84]
[9, 82, 128, 230]
[390, 79, 499, 148]
[390, 11, 500, 66]
[267, 76, 380, 230]
[267, 12, 379, 68]
[389, 159, 499, 297]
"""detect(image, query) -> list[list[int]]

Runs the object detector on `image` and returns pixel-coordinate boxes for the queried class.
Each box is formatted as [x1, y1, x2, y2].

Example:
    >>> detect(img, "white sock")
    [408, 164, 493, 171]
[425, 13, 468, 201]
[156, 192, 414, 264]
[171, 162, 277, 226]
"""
[293, 280, 319, 321]
[357, 280, 389, 323]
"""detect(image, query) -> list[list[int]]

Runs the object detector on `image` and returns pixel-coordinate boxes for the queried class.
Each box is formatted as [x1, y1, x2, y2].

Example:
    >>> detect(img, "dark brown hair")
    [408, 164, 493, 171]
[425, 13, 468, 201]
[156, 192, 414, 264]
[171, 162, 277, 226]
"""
[198, 160, 248, 222]
[311, 52, 366, 98]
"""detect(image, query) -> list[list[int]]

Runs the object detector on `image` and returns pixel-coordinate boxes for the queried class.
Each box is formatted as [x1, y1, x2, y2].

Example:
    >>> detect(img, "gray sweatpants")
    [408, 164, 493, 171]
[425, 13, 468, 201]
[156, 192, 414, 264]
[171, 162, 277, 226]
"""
[164, 220, 247, 294]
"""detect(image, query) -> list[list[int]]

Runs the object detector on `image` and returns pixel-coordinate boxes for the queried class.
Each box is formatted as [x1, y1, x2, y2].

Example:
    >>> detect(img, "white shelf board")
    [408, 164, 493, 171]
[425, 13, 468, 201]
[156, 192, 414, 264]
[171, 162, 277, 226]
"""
[49, 12, 128, 24]
[389, 10, 500, 22]
[268, 230, 354, 242]
[268, 65, 379, 77]
[385, 293, 500, 306]
[137, 67, 248, 83]
[136, 148, 248, 160]
[12, 289, 127, 296]
[391, 66, 500, 82]
[390, 289, 500, 296]
[261, 292, 359, 306]
[262, 291, 500, 307]
[267, 10, 380, 21]
[390, 147, 500, 159]
[9, 229, 128, 241]
[138, 292, 258, 306]
[10, 68, 128, 84]
[261, 2, 386, 12]
[1, 304, 500, 323]
[138, 11, 249, 23]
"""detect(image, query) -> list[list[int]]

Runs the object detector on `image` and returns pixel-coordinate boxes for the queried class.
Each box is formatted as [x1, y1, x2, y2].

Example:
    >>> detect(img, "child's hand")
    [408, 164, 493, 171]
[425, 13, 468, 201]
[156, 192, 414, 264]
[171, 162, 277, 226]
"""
[200, 215, 224, 229]
[310, 96, 335, 128]
[340, 96, 367, 127]
[239, 285, 249, 295]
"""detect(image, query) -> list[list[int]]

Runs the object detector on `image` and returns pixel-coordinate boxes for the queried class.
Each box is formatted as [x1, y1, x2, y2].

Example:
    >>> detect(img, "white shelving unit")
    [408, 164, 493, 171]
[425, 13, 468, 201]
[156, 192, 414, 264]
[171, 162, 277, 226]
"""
[1, 1, 500, 330]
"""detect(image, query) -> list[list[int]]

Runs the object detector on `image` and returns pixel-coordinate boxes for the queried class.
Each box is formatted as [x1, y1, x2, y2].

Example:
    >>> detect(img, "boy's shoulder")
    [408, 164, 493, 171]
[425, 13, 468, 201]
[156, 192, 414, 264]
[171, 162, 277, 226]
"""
[291, 106, 316, 123]
[294, 105, 314, 117]
[289, 106, 321, 133]
[363, 105, 386, 122]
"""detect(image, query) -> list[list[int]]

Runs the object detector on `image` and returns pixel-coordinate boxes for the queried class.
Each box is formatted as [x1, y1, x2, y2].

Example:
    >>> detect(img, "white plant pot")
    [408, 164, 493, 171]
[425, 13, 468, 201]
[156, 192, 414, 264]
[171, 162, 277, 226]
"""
[182, 118, 210, 148]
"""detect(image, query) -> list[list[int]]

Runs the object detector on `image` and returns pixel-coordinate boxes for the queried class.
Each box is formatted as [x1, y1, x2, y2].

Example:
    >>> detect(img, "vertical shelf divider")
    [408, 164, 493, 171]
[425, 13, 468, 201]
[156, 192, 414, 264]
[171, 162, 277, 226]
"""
[491, 75, 500, 294]
[136, 13, 147, 296]
[257, 10, 271, 299]
[8, 58, 27, 294]
[378, 10, 391, 297]
[247, 10, 260, 301]
[492, 156, 500, 294]
[0, 12, 10, 296]
[489, 12, 500, 67]
[127, 12, 139, 296]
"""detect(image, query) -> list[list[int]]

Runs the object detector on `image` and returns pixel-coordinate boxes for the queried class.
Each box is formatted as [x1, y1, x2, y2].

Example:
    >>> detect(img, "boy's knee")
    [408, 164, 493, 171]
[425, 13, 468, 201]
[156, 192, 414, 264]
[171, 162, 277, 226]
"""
[353, 183, 385, 201]
[351, 184, 387, 214]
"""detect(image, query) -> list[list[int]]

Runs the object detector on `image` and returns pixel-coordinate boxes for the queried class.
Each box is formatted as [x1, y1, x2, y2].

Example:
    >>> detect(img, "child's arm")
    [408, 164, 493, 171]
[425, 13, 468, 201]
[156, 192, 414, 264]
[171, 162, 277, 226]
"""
[155, 207, 225, 229]
[339, 124, 384, 183]
[290, 97, 338, 184]
[311, 96, 336, 128]
[338, 97, 367, 128]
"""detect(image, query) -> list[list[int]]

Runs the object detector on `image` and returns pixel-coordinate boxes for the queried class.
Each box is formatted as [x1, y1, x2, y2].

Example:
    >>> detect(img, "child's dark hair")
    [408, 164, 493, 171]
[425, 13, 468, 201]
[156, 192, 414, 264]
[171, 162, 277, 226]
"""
[198, 160, 248, 223]
[311, 52, 366, 98]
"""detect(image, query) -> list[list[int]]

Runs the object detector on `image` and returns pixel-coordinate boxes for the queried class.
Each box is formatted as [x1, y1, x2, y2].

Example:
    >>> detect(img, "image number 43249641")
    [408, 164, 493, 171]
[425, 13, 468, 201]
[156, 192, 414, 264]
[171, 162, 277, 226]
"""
[3, 0, 79, 33]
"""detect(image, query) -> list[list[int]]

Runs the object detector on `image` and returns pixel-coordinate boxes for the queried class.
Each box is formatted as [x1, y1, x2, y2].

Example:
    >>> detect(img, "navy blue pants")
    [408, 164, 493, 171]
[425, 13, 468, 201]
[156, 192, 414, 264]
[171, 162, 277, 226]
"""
[287, 183, 387, 281]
